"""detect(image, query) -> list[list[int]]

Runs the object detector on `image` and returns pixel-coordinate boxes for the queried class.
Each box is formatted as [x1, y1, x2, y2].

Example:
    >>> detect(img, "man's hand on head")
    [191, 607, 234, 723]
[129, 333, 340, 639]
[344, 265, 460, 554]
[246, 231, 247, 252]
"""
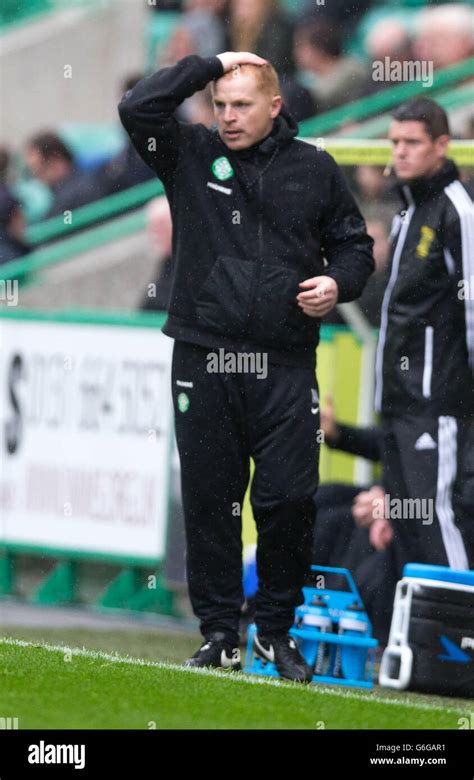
[297, 276, 339, 318]
[216, 52, 268, 74]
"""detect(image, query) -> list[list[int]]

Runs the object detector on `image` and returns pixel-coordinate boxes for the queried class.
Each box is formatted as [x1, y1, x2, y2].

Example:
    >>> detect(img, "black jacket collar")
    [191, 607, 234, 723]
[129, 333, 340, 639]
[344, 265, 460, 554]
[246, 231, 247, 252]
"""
[397, 158, 459, 207]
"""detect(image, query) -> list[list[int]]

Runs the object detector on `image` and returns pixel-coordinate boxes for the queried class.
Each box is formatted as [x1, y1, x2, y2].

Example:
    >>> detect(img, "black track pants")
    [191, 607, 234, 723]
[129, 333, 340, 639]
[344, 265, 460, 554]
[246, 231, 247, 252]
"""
[381, 414, 473, 574]
[171, 340, 320, 645]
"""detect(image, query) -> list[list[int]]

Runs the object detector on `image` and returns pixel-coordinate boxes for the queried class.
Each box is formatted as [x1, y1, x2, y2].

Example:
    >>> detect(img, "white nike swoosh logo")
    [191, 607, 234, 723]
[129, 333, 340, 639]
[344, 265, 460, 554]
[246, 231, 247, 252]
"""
[311, 406, 319, 415]
[254, 636, 275, 663]
[221, 649, 240, 667]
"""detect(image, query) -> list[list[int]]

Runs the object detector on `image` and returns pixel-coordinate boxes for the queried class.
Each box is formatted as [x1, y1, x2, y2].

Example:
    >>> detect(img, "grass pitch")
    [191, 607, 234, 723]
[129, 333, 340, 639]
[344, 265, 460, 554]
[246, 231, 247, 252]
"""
[0, 627, 471, 729]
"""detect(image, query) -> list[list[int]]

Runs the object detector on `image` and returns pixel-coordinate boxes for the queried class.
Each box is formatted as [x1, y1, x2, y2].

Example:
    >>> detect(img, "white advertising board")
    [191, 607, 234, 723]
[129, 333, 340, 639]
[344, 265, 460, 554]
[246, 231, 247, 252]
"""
[0, 317, 174, 563]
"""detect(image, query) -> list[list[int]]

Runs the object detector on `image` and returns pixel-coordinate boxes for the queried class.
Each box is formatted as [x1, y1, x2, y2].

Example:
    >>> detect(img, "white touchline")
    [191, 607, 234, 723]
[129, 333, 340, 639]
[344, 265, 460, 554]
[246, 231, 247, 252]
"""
[0, 637, 468, 716]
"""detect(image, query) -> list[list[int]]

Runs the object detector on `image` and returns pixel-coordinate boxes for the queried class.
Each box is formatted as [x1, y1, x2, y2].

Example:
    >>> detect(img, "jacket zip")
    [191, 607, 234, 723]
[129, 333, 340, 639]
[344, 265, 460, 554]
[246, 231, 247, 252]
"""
[375, 188, 415, 412]
[243, 176, 264, 337]
[422, 325, 434, 398]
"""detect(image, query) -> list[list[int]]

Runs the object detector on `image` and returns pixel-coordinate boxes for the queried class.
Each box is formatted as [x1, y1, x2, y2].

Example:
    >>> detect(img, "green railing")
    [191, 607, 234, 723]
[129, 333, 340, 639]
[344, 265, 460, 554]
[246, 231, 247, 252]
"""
[0, 0, 108, 32]
[0, 0, 52, 29]
[26, 179, 161, 246]
[342, 83, 474, 139]
[2, 209, 145, 282]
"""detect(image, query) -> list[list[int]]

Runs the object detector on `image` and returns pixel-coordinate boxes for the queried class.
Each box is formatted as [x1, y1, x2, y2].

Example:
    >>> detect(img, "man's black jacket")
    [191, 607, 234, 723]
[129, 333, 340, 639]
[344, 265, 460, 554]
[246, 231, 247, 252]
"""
[119, 55, 374, 366]
[375, 160, 474, 417]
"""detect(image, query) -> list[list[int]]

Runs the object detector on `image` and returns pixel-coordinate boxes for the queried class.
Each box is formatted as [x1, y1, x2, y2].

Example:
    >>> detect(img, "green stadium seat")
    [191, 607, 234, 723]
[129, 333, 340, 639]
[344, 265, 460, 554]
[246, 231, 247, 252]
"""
[58, 123, 126, 171]
[13, 178, 52, 224]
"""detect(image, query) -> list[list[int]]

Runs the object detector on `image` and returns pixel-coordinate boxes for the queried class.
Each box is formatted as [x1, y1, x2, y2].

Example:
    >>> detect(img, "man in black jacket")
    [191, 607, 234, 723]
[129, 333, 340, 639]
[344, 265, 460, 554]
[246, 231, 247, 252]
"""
[119, 51, 374, 681]
[375, 98, 474, 574]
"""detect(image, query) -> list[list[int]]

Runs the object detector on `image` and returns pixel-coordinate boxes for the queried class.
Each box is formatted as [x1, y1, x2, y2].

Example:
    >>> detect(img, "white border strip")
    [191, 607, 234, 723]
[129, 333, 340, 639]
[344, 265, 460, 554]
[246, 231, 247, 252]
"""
[445, 182, 474, 372]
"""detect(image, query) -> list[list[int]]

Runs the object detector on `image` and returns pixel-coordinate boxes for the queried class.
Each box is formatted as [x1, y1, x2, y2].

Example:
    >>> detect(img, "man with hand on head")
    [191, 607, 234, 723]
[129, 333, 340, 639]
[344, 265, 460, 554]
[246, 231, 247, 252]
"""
[119, 51, 374, 682]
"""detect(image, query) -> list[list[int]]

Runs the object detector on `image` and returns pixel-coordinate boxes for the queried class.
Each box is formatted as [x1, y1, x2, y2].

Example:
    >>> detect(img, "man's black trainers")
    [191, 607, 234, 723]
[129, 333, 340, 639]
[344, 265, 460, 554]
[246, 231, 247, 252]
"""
[254, 633, 313, 683]
[184, 632, 241, 671]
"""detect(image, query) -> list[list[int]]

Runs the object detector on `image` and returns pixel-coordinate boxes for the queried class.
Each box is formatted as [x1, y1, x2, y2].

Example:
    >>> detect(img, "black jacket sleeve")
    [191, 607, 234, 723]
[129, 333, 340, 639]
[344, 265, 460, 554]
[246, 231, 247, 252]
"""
[325, 422, 382, 462]
[118, 55, 224, 182]
[319, 155, 375, 302]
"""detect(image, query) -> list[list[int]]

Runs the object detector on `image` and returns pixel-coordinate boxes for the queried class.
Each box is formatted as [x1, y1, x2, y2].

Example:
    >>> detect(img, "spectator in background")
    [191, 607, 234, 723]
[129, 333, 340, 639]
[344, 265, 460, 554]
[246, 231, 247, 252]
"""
[140, 197, 174, 312]
[0, 146, 30, 265]
[365, 19, 414, 94]
[293, 20, 368, 112]
[355, 166, 389, 203]
[414, 4, 474, 70]
[354, 165, 400, 225]
[181, 0, 228, 57]
[229, 0, 295, 76]
[97, 75, 157, 197]
[301, 0, 373, 43]
[160, 24, 196, 66]
[25, 132, 102, 220]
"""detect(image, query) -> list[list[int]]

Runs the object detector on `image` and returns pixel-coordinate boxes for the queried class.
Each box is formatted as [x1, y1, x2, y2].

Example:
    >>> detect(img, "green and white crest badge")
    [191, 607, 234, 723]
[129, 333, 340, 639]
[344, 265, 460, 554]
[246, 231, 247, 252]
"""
[211, 156, 234, 181]
[177, 392, 190, 413]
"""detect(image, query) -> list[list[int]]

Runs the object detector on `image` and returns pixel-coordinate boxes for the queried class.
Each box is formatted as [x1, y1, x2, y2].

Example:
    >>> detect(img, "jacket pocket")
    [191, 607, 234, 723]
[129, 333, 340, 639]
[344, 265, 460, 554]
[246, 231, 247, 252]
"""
[195, 256, 319, 347]
[194, 255, 254, 337]
[252, 263, 319, 345]
[422, 325, 434, 398]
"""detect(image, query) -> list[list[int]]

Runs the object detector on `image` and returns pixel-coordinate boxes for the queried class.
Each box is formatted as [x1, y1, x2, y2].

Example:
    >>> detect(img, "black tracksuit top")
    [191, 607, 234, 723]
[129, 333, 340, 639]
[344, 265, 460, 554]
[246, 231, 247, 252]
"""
[375, 160, 474, 418]
[118, 55, 374, 367]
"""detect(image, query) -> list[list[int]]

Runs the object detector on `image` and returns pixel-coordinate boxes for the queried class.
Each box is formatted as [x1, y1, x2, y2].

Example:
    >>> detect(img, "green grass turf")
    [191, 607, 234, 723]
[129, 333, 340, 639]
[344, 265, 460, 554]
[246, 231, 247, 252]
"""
[0, 627, 472, 729]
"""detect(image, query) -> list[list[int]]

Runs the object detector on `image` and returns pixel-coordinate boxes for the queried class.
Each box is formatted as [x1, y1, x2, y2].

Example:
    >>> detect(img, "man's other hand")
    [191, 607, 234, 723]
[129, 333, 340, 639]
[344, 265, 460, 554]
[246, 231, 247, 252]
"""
[297, 276, 338, 317]
[320, 393, 340, 443]
[352, 485, 386, 528]
[216, 52, 268, 74]
[369, 518, 394, 552]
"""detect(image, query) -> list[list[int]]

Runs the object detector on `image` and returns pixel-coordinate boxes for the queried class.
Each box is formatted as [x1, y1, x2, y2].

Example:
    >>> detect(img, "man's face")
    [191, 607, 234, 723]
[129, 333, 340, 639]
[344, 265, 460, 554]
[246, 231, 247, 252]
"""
[212, 71, 282, 151]
[25, 147, 50, 184]
[388, 120, 449, 181]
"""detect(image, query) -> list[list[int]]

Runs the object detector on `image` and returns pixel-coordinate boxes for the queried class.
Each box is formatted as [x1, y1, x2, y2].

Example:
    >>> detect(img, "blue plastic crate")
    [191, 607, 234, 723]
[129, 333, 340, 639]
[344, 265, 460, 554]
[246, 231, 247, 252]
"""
[244, 565, 378, 688]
